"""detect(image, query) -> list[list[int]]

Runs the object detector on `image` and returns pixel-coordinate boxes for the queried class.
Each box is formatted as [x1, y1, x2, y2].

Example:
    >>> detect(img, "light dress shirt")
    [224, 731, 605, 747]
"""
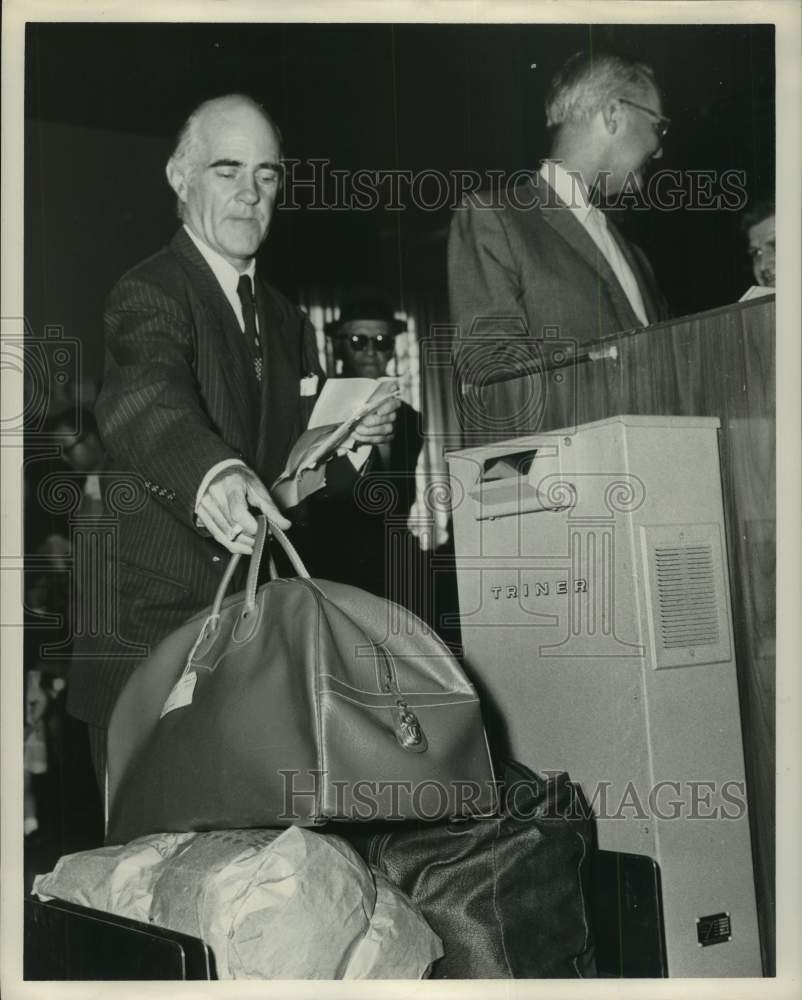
[538, 161, 648, 327]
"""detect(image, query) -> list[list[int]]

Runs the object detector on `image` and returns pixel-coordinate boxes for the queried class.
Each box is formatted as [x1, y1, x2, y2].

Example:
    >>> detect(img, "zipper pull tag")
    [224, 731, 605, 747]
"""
[394, 699, 428, 753]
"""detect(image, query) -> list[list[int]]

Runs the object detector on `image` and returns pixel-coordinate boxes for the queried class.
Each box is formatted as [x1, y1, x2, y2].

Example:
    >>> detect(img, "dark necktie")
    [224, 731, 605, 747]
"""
[236, 274, 263, 384]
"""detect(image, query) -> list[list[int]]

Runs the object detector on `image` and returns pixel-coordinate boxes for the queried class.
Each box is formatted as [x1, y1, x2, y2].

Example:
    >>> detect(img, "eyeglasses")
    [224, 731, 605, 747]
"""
[341, 333, 395, 353]
[617, 98, 671, 140]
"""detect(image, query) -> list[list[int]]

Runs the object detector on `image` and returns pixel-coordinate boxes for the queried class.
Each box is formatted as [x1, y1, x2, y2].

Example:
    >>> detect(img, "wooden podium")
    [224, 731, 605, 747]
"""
[455, 296, 775, 973]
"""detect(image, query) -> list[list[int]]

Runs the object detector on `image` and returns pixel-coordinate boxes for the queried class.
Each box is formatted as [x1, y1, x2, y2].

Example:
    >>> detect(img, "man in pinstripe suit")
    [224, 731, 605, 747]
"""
[67, 95, 399, 785]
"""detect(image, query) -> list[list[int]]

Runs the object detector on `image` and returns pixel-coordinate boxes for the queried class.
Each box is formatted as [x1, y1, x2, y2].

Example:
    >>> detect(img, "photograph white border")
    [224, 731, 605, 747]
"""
[2, 2, 799, 998]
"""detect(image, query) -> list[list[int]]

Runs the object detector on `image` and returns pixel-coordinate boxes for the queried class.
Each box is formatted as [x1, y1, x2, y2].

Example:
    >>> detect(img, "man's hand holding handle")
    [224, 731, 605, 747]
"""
[196, 466, 291, 554]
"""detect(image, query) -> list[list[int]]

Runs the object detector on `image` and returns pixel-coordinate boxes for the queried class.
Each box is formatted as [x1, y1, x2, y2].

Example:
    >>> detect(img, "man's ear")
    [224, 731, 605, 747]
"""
[600, 100, 621, 135]
[165, 158, 189, 205]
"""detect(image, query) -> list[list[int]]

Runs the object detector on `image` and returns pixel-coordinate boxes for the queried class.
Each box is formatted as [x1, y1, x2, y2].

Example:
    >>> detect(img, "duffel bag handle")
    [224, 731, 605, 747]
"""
[245, 516, 310, 609]
[208, 516, 310, 617]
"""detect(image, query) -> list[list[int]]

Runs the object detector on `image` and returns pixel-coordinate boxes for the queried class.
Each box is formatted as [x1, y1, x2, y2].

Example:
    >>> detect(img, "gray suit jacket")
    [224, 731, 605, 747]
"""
[448, 173, 668, 434]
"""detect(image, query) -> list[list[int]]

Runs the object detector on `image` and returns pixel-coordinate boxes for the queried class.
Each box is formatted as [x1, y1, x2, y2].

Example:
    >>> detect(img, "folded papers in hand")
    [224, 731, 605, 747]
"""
[272, 377, 399, 508]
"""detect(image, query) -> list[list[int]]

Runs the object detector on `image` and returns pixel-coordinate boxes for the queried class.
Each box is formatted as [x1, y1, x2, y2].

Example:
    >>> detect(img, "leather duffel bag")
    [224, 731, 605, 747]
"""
[346, 759, 597, 979]
[106, 517, 497, 844]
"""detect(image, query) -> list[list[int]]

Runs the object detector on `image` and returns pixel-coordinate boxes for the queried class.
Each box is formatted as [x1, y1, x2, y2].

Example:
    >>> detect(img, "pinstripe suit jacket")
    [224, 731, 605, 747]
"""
[67, 228, 324, 729]
[447, 173, 668, 434]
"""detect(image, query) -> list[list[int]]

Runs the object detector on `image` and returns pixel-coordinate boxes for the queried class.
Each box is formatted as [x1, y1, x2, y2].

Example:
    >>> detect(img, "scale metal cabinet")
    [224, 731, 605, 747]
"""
[446, 415, 761, 977]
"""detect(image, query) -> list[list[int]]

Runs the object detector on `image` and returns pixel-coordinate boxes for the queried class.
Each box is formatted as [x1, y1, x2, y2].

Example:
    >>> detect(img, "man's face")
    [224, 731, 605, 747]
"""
[337, 320, 396, 379]
[171, 101, 281, 271]
[603, 84, 665, 194]
[747, 215, 775, 287]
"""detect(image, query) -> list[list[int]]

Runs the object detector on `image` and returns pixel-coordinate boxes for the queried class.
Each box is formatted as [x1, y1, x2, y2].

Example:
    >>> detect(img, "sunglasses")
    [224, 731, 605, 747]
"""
[617, 97, 671, 140]
[340, 333, 396, 353]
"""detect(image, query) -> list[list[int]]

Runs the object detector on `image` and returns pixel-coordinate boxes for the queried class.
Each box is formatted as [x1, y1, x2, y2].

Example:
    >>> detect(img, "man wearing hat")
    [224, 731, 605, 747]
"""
[326, 298, 406, 381]
[292, 298, 423, 608]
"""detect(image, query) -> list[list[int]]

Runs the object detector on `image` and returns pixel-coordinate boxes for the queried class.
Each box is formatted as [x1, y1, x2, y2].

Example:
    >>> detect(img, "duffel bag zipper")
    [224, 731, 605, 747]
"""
[376, 645, 428, 753]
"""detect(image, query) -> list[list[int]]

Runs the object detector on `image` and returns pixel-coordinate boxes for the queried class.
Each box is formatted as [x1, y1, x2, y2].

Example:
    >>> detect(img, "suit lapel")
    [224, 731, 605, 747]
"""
[530, 175, 643, 331]
[170, 229, 259, 459]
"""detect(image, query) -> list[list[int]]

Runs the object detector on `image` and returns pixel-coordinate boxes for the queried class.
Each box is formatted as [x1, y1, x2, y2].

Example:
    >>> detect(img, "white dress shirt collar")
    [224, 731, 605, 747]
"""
[538, 160, 596, 224]
[183, 224, 256, 329]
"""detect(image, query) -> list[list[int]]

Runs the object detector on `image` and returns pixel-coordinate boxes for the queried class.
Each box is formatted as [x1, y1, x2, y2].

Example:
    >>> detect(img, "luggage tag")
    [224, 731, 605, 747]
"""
[159, 611, 219, 718]
[160, 670, 197, 718]
[300, 374, 319, 396]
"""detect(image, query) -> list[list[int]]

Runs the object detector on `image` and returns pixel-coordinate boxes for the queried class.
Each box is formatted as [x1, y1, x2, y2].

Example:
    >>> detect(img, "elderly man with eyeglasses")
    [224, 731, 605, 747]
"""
[448, 51, 670, 428]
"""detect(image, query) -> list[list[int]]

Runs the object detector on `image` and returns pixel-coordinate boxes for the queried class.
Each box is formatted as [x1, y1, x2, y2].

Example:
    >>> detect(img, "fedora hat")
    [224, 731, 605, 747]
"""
[324, 298, 406, 337]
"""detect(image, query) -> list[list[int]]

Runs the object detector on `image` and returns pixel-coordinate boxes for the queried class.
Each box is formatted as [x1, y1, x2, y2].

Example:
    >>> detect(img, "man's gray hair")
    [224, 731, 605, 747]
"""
[740, 195, 775, 234]
[545, 52, 657, 128]
[168, 94, 283, 218]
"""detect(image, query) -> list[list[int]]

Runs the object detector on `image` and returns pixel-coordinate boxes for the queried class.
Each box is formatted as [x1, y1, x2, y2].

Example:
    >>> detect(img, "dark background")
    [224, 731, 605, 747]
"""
[25, 22, 775, 380]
